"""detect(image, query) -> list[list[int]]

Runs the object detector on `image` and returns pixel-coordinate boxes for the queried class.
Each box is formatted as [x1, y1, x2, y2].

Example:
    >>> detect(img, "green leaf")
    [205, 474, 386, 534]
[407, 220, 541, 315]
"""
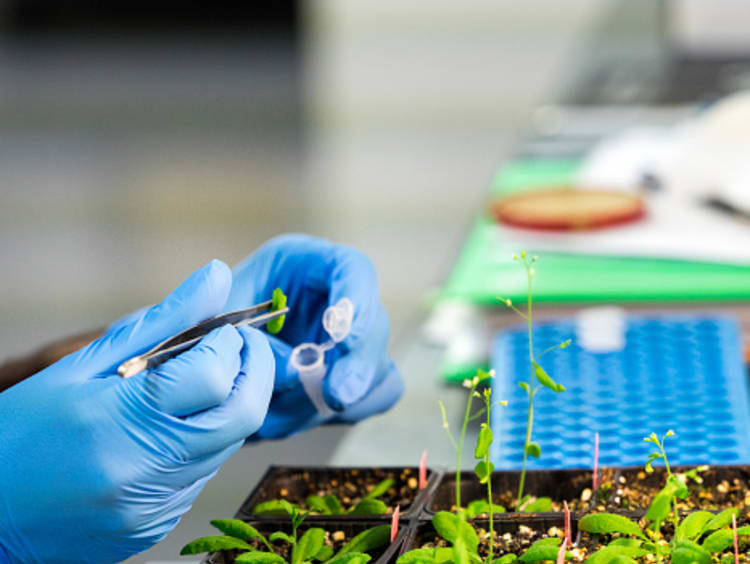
[522, 497, 552, 513]
[326, 553, 373, 564]
[525, 443, 541, 459]
[180, 535, 254, 555]
[465, 500, 505, 518]
[670, 475, 690, 500]
[270, 532, 295, 544]
[294, 528, 326, 564]
[267, 287, 287, 334]
[493, 556, 518, 564]
[322, 495, 345, 515]
[519, 382, 529, 393]
[584, 541, 647, 564]
[335, 525, 391, 557]
[432, 512, 479, 552]
[675, 511, 715, 542]
[397, 547, 454, 564]
[530, 538, 561, 546]
[474, 424, 493, 459]
[253, 500, 299, 515]
[364, 478, 394, 500]
[519, 538, 568, 562]
[701, 529, 734, 553]
[721, 554, 736, 564]
[608, 539, 643, 549]
[236, 553, 286, 564]
[671, 540, 712, 564]
[645, 476, 686, 525]
[531, 360, 565, 392]
[579, 513, 646, 540]
[306, 496, 334, 515]
[701, 508, 739, 535]
[452, 536, 471, 564]
[315, 545, 335, 562]
[211, 519, 272, 550]
[349, 498, 388, 515]
[738, 525, 750, 536]
[474, 461, 495, 484]
[606, 557, 637, 564]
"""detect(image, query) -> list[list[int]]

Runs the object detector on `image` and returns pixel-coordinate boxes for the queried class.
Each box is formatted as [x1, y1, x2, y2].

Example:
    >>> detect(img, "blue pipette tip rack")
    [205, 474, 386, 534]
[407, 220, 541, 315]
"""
[489, 314, 750, 469]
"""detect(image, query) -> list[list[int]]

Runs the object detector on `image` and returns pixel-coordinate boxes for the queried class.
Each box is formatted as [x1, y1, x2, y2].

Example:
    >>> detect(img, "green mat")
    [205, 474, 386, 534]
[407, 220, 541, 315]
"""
[441, 158, 750, 305]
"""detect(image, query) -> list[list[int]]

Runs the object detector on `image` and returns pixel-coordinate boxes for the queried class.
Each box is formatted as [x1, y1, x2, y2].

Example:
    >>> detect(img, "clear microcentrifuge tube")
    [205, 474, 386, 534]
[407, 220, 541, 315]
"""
[289, 297, 354, 417]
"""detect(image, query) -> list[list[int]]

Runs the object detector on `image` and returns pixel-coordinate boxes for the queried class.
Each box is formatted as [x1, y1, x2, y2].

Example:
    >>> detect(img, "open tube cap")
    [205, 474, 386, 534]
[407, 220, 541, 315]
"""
[289, 298, 353, 416]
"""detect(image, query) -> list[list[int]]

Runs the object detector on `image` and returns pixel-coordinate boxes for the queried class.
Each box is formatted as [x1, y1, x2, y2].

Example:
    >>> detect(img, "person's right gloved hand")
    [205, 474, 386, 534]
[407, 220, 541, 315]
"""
[0, 260, 274, 564]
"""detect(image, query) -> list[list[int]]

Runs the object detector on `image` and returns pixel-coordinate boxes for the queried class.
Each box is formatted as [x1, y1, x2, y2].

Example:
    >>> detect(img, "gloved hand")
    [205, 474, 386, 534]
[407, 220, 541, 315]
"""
[224, 234, 403, 439]
[0, 260, 274, 564]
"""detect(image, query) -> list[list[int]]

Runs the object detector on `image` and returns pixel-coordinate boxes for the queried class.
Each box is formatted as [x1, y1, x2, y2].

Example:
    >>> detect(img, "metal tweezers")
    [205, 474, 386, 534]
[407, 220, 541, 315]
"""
[117, 300, 289, 379]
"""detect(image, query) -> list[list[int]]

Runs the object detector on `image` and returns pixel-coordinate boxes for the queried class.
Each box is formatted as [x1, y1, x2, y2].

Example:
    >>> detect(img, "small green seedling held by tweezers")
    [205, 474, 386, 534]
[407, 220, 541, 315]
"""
[267, 288, 287, 334]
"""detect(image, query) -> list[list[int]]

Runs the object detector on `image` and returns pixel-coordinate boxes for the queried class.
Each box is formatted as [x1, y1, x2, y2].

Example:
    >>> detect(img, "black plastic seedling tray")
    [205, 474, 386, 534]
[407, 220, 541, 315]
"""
[236, 466, 444, 522]
[201, 464, 750, 563]
[426, 468, 613, 517]
[604, 464, 750, 514]
[203, 519, 407, 564]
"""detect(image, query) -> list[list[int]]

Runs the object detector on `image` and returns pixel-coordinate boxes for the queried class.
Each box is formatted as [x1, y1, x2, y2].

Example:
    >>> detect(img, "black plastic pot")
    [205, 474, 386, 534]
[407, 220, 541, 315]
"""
[236, 466, 444, 522]
[605, 464, 750, 513]
[202, 519, 407, 564]
[426, 468, 615, 518]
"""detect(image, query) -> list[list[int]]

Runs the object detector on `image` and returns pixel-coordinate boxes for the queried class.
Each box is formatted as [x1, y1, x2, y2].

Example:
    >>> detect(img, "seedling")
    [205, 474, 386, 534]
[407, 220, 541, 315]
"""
[473, 385, 507, 562]
[578, 507, 749, 564]
[439, 369, 508, 517]
[267, 287, 287, 334]
[438, 369, 492, 512]
[396, 511, 572, 564]
[644, 430, 683, 533]
[253, 478, 394, 516]
[499, 252, 570, 507]
[182, 501, 390, 564]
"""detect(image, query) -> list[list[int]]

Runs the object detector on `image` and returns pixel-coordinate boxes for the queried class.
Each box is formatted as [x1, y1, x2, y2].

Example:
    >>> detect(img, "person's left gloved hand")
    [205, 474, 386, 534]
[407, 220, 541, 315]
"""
[224, 234, 404, 439]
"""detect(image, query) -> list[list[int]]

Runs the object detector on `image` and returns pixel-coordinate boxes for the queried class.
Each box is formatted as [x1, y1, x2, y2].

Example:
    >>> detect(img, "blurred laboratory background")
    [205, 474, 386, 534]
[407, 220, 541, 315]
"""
[2, 1, 750, 562]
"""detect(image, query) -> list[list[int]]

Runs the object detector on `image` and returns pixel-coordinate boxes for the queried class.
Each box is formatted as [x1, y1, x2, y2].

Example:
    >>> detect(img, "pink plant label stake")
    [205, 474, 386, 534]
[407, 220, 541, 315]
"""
[563, 500, 571, 546]
[593, 432, 600, 492]
[556, 538, 568, 564]
[419, 449, 428, 490]
[733, 513, 739, 564]
[391, 505, 401, 542]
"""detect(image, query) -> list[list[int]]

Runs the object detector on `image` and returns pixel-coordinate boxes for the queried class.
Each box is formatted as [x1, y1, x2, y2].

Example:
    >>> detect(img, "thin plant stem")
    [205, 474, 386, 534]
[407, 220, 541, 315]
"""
[485, 395, 495, 564]
[455, 381, 477, 510]
[658, 436, 679, 534]
[517, 263, 535, 508]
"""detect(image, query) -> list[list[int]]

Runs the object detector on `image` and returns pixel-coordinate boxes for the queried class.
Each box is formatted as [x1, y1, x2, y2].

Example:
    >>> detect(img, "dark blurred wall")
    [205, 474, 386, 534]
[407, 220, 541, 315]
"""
[0, 1, 299, 36]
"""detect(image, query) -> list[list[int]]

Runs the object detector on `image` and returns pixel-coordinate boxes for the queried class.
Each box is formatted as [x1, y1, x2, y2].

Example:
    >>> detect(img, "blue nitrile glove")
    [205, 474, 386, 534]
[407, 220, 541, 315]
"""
[0, 260, 274, 564]
[224, 234, 404, 439]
